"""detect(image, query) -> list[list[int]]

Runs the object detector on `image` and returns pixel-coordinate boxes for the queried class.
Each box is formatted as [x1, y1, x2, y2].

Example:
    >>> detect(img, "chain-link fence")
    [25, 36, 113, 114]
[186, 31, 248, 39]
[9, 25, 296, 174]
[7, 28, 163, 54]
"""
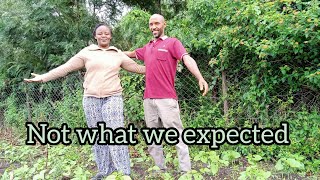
[0, 61, 320, 131]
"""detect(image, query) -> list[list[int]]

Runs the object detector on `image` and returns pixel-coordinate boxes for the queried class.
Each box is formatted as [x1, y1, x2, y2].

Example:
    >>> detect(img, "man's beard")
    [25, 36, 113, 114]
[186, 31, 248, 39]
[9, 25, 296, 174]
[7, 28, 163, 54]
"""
[153, 31, 161, 38]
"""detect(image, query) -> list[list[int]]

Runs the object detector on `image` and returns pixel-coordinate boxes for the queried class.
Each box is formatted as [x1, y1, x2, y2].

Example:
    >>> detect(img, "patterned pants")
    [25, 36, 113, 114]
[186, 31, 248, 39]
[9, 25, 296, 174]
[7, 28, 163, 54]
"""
[83, 96, 130, 176]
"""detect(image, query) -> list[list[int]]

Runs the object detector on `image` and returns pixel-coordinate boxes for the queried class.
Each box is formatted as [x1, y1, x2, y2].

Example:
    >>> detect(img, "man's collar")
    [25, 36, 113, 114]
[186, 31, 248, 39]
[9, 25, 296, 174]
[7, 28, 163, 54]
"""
[160, 36, 168, 40]
[149, 36, 168, 43]
[87, 44, 119, 52]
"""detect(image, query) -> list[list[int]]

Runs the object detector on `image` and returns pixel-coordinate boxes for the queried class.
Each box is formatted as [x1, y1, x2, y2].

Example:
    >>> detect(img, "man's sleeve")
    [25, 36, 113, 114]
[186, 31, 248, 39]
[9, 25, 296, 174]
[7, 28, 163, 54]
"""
[135, 45, 146, 61]
[172, 39, 188, 60]
[120, 53, 145, 74]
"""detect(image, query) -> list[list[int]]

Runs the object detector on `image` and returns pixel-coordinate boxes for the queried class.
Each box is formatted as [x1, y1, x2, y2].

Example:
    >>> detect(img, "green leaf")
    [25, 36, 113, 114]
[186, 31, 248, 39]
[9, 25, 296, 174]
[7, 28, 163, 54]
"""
[275, 160, 284, 171]
[221, 150, 241, 161]
[238, 171, 247, 180]
[262, 171, 271, 179]
[210, 164, 219, 175]
[252, 155, 262, 161]
[33, 169, 46, 180]
[286, 158, 304, 169]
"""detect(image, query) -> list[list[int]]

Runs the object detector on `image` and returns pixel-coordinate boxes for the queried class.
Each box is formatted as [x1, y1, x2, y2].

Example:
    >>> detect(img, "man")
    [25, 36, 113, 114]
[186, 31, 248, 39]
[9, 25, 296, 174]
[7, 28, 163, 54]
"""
[125, 14, 208, 172]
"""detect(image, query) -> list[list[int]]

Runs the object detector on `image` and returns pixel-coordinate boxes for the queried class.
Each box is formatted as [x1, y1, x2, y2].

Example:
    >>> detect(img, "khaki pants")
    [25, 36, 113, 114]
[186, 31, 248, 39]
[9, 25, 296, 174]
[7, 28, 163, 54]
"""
[143, 98, 191, 172]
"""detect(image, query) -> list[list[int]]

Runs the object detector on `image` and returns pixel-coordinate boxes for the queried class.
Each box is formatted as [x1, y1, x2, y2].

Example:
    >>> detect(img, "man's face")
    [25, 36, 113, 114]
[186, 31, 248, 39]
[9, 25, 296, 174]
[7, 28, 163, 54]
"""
[149, 16, 166, 39]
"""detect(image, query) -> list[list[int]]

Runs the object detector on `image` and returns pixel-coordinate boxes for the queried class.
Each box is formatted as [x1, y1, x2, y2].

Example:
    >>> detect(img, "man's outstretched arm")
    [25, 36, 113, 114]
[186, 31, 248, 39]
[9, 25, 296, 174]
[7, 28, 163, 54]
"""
[124, 51, 136, 58]
[182, 54, 209, 96]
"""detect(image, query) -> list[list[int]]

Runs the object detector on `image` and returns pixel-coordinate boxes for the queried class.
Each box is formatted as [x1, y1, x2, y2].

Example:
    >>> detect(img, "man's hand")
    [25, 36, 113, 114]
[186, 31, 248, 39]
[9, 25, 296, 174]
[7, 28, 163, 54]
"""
[182, 55, 209, 96]
[24, 73, 43, 83]
[124, 51, 136, 58]
[199, 78, 209, 96]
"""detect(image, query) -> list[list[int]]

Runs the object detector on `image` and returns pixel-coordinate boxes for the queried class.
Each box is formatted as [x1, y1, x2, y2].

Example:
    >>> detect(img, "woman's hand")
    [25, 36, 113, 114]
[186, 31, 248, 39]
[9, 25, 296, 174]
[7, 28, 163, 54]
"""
[24, 73, 43, 83]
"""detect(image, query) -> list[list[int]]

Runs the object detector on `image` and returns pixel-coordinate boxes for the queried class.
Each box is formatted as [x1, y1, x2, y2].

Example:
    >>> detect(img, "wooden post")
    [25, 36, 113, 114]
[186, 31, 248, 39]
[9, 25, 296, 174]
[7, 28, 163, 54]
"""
[25, 85, 32, 122]
[212, 85, 218, 103]
[157, 0, 162, 14]
[222, 70, 228, 121]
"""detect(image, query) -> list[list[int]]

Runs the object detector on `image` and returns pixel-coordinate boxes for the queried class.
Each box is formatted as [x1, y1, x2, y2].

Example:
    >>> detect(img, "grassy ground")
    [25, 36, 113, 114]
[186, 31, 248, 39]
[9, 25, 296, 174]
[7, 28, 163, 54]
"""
[0, 127, 319, 180]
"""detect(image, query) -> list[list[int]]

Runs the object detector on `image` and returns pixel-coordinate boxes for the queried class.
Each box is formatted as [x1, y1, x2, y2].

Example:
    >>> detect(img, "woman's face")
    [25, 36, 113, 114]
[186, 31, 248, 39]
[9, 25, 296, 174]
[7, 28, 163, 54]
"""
[94, 25, 112, 48]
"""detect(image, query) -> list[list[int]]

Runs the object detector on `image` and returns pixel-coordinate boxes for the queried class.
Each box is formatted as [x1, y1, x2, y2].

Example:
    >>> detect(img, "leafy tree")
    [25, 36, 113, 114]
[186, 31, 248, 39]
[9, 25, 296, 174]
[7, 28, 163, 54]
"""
[169, 0, 320, 119]
[114, 0, 320, 123]
[85, 0, 126, 24]
[0, 0, 98, 86]
[121, 0, 187, 19]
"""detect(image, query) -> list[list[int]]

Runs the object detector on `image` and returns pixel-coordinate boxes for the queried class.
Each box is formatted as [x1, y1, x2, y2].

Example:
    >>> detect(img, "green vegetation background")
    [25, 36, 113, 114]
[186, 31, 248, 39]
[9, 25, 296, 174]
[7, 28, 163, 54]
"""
[0, 0, 319, 179]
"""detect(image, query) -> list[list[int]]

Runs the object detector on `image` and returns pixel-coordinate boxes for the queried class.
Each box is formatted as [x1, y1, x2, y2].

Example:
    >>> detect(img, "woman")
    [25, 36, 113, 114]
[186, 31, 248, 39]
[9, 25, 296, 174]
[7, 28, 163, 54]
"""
[24, 23, 144, 179]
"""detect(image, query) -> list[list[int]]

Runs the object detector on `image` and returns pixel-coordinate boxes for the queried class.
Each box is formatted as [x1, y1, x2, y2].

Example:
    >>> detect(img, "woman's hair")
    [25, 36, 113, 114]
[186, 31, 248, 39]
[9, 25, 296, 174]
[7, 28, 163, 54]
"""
[92, 23, 112, 38]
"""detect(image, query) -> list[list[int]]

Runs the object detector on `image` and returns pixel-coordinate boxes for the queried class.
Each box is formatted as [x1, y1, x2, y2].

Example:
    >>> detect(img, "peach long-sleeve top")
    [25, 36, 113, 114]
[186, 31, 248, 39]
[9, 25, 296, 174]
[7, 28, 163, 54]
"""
[41, 44, 145, 98]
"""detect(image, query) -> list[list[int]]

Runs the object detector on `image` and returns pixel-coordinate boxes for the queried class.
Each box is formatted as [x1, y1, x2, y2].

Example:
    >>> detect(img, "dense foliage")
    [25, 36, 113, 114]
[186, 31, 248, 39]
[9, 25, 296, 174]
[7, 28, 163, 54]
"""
[0, 0, 319, 179]
[0, 0, 98, 86]
[115, 0, 320, 174]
